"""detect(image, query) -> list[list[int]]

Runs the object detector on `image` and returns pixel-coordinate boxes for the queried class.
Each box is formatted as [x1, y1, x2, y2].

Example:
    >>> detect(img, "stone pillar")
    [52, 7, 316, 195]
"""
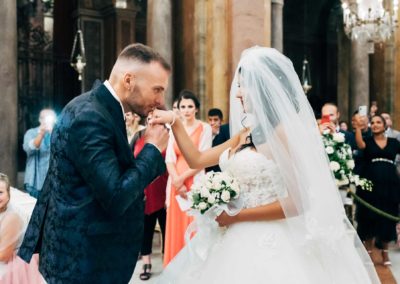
[0, 1, 18, 183]
[337, 28, 351, 122]
[194, 0, 207, 117]
[147, 0, 173, 107]
[229, 0, 271, 77]
[350, 41, 369, 115]
[393, 12, 400, 128]
[271, 0, 284, 52]
[205, 0, 229, 119]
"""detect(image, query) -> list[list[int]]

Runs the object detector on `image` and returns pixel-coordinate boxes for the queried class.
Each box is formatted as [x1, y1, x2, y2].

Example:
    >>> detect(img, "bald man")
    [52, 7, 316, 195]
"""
[19, 44, 171, 283]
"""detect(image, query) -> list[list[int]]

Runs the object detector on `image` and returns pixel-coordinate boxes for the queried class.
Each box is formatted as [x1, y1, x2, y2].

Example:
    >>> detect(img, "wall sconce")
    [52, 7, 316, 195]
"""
[301, 58, 312, 95]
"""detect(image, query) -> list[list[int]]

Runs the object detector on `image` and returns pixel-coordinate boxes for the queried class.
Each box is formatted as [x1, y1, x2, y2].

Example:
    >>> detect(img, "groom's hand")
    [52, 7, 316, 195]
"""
[144, 123, 169, 152]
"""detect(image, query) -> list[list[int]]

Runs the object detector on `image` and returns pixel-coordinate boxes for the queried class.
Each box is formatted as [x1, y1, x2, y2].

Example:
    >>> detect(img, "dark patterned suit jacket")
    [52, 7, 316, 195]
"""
[18, 84, 166, 283]
[206, 123, 230, 172]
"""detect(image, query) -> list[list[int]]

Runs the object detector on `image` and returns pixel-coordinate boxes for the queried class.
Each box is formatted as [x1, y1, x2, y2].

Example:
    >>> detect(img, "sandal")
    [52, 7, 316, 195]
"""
[139, 263, 152, 280]
[382, 250, 391, 266]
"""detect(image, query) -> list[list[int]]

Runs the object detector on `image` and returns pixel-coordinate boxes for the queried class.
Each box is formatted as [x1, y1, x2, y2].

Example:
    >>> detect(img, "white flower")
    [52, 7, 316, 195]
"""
[346, 160, 355, 170]
[221, 190, 231, 202]
[191, 184, 201, 194]
[329, 161, 340, 172]
[332, 133, 345, 143]
[337, 178, 349, 186]
[207, 194, 216, 204]
[200, 187, 210, 198]
[325, 146, 334, 154]
[198, 202, 208, 210]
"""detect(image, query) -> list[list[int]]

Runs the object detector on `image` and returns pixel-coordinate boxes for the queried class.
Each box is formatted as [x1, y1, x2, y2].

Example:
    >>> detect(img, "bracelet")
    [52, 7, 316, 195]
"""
[169, 111, 176, 126]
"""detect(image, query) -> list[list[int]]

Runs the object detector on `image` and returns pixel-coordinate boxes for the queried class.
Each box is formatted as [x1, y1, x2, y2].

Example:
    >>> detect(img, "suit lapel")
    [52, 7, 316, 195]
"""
[91, 84, 133, 163]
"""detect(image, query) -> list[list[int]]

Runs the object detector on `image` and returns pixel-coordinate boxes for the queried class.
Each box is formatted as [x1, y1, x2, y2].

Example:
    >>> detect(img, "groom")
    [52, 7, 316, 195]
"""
[18, 44, 171, 283]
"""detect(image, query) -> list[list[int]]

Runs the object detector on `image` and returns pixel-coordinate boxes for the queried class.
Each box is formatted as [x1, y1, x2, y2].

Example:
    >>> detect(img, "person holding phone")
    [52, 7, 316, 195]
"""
[354, 114, 400, 266]
[23, 109, 57, 199]
[318, 103, 354, 144]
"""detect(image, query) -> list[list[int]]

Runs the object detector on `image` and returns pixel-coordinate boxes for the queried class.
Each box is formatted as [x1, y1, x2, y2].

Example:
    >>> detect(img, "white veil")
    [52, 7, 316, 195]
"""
[230, 46, 380, 283]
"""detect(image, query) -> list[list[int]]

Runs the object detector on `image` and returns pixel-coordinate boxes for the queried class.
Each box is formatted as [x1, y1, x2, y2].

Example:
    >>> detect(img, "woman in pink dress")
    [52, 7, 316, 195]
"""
[0, 173, 45, 284]
[163, 90, 212, 266]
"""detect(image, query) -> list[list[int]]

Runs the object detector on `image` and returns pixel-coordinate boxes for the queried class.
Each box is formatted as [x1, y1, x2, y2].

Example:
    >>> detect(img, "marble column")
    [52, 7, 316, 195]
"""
[337, 28, 351, 122]
[205, 0, 229, 119]
[229, 0, 271, 77]
[394, 12, 400, 128]
[271, 0, 284, 52]
[147, 0, 173, 108]
[350, 41, 369, 116]
[0, 1, 18, 183]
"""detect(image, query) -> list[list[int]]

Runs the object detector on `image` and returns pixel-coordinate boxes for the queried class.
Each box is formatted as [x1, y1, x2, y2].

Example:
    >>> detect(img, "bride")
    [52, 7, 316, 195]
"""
[151, 46, 380, 283]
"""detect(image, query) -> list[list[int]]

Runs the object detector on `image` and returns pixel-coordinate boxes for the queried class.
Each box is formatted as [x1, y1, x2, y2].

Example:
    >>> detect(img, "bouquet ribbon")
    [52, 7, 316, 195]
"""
[183, 198, 243, 264]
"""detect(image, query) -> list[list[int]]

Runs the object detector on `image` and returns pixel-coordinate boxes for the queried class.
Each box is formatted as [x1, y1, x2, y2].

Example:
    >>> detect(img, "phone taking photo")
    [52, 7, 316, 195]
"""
[358, 105, 367, 117]
[320, 114, 330, 124]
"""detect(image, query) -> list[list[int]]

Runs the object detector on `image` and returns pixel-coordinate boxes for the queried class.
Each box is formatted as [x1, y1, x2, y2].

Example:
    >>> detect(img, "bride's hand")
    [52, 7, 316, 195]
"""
[149, 109, 175, 125]
[215, 211, 238, 227]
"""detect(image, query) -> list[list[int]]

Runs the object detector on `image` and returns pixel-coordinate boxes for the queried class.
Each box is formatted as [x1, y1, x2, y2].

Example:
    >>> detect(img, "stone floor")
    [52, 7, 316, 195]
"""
[130, 231, 400, 284]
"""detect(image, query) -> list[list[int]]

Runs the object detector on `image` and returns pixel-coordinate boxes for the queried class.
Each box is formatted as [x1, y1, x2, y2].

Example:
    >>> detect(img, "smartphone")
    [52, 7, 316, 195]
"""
[358, 105, 367, 117]
[320, 114, 330, 124]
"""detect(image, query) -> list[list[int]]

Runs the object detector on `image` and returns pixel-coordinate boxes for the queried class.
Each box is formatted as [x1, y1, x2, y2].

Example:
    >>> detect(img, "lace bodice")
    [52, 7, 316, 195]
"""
[219, 147, 287, 209]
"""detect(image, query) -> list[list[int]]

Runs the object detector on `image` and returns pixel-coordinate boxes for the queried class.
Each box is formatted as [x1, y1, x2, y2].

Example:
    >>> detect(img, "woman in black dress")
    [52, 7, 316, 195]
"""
[355, 114, 400, 265]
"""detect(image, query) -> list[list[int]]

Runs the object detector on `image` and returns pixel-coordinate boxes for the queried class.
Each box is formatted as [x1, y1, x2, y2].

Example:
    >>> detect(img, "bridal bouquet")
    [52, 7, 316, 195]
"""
[188, 171, 241, 214]
[322, 132, 372, 191]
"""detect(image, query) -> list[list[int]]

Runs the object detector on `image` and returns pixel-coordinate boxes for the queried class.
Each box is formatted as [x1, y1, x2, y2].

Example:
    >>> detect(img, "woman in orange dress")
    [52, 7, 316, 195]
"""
[163, 90, 212, 266]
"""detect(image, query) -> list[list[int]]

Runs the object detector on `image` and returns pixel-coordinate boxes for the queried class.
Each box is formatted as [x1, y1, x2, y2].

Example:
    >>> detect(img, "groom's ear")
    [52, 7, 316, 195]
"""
[123, 72, 136, 92]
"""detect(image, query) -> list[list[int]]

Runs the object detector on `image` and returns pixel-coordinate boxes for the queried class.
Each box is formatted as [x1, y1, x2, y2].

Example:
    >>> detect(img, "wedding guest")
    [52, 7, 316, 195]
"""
[23, 109, 56, 198]
[318, 103, 354, 221]
[382, 112, 400, 139]
[318, 102, 353, 144]
[163, 90, 212, 266]
[351, 110, 372, 175]
[131, 128, 168, 281]
[206, 108, 230, 172]
[354, 115, 400, 266]
[369, 101, 378, 119]
[0, 173, 44, 283]
[126, 111, 145, 143]
[339, 120, 349, 132]
[382, 112, 400, 175]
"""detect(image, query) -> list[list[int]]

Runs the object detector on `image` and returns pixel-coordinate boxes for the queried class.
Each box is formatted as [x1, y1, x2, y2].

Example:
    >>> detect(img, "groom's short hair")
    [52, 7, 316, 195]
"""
[118, 43, 171, 71]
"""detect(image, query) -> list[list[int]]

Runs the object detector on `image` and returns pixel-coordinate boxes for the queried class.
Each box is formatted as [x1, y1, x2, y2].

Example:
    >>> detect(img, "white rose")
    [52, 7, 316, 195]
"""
[333, 133, 345, 143]
[346, 160, 355, 169]
[191, 184, 201, 194]
[337, 178, 349, 186]
[200, 187, 210, 198]
[325, 146, 334, 154]
[198, 202, 208, 210]
[329, 161, 340, 172]
[207, 194, 216, 204]
[221, 191, 231, 202]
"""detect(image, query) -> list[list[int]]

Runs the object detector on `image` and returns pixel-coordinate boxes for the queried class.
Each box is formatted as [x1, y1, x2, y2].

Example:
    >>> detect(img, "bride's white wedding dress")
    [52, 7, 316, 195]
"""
[158, 147, 377, 284]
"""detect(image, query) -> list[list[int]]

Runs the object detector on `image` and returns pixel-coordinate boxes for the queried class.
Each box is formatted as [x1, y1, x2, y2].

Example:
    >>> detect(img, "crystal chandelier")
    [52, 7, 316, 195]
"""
[341, 0, 398, 52]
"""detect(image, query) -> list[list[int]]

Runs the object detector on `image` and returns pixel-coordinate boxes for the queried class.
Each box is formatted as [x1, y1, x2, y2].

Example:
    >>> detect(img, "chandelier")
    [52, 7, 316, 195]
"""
[341, 0, 398, 52]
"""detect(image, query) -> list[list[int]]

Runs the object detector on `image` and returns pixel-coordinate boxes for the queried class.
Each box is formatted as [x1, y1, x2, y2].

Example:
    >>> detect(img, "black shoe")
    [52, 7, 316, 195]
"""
[139, 263, 152, 281]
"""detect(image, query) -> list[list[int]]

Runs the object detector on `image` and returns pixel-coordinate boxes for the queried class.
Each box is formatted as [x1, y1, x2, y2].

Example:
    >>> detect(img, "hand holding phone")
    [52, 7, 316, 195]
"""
[358, 105, 367, 117]
[320, 114, 330, 125]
